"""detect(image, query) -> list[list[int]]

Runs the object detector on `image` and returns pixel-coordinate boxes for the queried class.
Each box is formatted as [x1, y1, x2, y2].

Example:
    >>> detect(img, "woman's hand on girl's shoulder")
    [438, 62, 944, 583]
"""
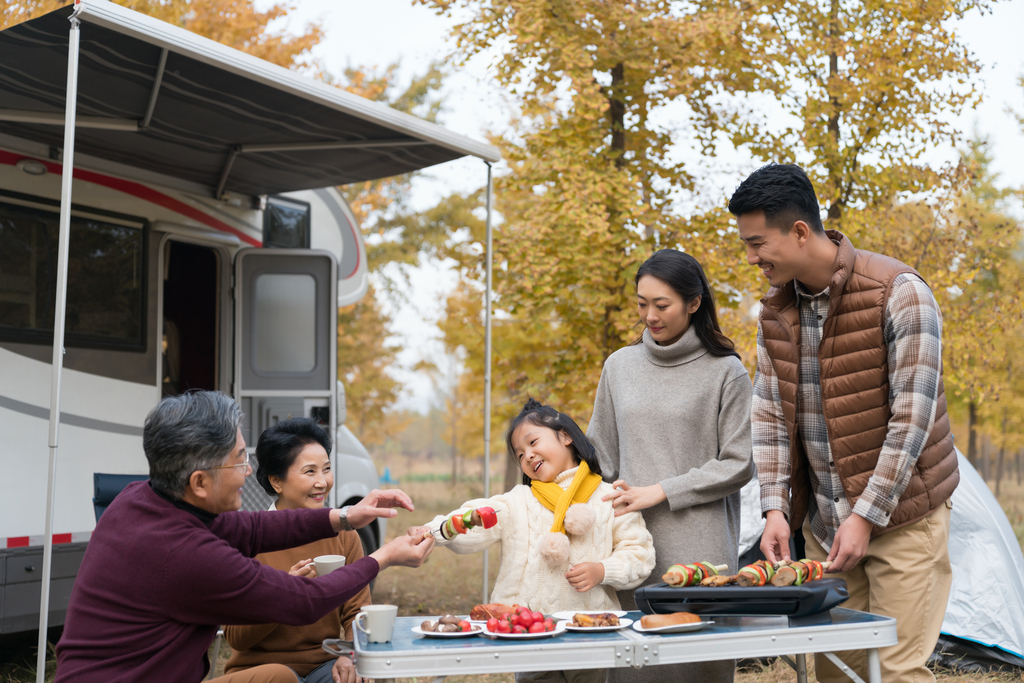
[601, 481, 667, 516]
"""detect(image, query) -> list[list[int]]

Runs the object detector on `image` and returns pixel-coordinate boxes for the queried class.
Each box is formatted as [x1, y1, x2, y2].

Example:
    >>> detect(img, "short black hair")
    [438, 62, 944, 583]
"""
[255, 418, 333, 496]
[505, 398, 602, 486]
[728, 164, 824, 234]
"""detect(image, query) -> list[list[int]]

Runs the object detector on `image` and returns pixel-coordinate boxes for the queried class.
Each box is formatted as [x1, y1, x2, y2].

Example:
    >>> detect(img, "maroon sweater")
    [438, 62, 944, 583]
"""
[54, 482, 379, 683]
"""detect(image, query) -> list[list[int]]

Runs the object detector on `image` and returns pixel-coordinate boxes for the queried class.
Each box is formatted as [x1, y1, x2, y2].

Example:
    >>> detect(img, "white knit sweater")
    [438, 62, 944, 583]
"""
[427, 467, 656, 614]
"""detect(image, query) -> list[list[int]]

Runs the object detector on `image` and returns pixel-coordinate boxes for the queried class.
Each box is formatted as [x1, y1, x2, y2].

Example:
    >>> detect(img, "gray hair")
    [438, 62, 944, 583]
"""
[143, 391, 244, 498]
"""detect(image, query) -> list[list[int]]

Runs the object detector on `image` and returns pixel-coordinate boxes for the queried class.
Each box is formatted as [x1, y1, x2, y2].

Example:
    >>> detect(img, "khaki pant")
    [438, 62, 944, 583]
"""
[208, 663, 298, 683]
[803, 500, 952, 683]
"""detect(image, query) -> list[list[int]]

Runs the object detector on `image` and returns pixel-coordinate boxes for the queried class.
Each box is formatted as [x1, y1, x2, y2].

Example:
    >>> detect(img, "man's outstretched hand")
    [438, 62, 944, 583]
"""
[333, 489, 416, 531]
[370, 531, 434, 570]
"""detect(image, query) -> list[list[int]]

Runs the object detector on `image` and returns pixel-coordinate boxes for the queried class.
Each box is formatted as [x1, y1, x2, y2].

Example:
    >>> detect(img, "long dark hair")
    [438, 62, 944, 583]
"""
[255, 418, 333, 496]
[633, 249, 740, 359]
[505, 398, 602, 486]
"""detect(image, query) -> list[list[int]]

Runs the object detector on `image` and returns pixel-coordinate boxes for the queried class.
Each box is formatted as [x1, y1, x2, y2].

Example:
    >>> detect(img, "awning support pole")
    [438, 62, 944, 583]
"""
[482, 160, 493, 605]
[37, 9, 83, 682]
[140, 47, 168, 129]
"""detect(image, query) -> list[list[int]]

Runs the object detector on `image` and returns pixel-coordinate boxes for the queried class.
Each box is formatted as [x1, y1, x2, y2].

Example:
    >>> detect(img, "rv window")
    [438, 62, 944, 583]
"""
[253, 273, 316, 372]
[263, 196, 310, 249]
[0, 200, 146, 350]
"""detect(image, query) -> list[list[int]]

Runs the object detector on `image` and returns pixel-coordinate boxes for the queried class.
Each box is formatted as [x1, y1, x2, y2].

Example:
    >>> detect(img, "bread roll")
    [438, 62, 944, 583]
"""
[640, 612, 702, 629]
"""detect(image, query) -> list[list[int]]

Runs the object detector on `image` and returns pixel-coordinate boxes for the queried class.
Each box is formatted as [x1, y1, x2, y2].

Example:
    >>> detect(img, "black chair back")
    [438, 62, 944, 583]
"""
[93, 473, 149, 521]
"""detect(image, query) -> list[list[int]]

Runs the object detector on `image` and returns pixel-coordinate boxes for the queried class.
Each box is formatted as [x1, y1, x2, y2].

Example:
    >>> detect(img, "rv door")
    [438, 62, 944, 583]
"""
[234, 248, 337, 512]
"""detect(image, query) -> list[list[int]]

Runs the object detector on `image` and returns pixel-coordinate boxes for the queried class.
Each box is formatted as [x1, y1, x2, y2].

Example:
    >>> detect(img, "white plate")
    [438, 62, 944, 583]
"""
[632, 619, 712, 634]
[564, 617, 633, 632]
[411, 625, 482, 638]
[482, 619, 568, 639]
[550, 610, 627, 621]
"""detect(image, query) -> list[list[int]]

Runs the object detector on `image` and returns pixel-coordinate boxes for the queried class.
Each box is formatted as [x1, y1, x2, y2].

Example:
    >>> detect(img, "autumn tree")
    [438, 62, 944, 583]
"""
[1, 0, 322, 68]
[417, 0, 761, 416]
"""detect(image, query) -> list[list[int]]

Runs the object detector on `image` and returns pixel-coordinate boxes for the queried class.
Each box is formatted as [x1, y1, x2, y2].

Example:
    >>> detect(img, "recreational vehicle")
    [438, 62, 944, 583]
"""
[0, 0, 500, 635]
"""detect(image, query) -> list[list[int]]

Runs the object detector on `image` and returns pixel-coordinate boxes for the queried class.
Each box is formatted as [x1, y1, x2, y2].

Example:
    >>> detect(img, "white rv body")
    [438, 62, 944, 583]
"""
[0, 0, 499, 635]
[0, 145, 379, 633]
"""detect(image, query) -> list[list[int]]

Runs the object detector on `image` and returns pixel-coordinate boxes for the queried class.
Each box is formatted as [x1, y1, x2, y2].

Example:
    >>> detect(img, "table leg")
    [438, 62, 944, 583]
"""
[795, 653, 808, 683]
[867, 648, 881, 683]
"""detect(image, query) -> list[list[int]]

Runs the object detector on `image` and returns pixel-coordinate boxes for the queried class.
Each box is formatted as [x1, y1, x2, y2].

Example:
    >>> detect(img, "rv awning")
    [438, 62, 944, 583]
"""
[0, 0, 500, 198]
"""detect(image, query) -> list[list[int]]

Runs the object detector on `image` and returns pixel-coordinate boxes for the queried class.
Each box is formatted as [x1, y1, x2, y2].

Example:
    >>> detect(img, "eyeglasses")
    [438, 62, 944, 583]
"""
[205, 451, 250, 471]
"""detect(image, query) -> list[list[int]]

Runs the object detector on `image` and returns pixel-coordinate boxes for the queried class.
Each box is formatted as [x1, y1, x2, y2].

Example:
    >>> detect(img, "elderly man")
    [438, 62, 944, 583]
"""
[55, 391, 434, 683]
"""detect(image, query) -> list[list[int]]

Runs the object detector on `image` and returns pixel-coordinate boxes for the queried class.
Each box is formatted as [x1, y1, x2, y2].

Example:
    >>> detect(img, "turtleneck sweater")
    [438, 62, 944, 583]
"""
[589, 326, 753, 583]
[427, 466, 655, 614]
[587, 327, 753, 683]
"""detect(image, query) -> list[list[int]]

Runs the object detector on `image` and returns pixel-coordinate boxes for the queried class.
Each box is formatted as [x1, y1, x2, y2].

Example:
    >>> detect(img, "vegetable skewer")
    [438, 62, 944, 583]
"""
[438, 507, 498, 540]
[662, 562, 729, 587]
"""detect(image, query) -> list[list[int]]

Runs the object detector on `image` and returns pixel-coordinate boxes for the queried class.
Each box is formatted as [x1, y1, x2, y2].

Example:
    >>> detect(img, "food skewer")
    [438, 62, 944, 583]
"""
[770, 559, 832, 586]
[663, 562, 729, 587]
[436, 507, 498, 540]
[697, 559, 782, 587]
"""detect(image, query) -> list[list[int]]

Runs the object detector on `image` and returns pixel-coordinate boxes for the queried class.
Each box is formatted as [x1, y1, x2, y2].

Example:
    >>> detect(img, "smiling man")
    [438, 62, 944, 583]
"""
[55, 391, 434, 683]
[729, 164, 958, 683]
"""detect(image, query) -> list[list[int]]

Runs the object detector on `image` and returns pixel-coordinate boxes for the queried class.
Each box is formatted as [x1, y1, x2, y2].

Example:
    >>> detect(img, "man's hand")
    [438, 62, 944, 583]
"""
[406, 526, 431, 538]
[370, 532, 434, 570]
[332, 654, 360, 683]
[760, 510, 791, 564]
[827, 513, 873, 573]
[565, 562, 605, 592]
[288, 558, 316, 578]
[340, 489, 416, 530]
[600, 481, 666, 517]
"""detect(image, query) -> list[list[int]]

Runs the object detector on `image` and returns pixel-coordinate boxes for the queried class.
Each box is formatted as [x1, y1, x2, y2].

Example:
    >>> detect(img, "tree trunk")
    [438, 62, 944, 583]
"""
[825, 0, 843, 223]
[1017, 449, 1022, 486]
[981, 438, 989, 482]
[967, 402, 978, 467]
[609, 62, 626, 169]
[451, 396, 458, 486]
[996, 410, 1007, 497]
[504, 452, 521, 493]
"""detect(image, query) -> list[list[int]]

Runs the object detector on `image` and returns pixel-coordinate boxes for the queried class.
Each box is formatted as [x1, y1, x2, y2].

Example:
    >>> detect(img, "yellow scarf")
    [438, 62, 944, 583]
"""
[530, 461, 602, 534]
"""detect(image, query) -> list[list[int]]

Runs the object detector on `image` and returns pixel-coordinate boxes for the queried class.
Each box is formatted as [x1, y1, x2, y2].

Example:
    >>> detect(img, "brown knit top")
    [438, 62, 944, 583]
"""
[224, 530, 370, 675]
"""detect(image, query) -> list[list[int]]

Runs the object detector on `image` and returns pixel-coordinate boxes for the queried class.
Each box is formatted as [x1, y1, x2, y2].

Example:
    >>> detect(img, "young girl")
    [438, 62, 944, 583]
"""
[412, 399, 655, 683]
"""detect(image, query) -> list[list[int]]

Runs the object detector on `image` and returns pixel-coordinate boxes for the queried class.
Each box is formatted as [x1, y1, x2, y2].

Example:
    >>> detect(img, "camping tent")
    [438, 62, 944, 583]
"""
[738, 451, 1024, 672]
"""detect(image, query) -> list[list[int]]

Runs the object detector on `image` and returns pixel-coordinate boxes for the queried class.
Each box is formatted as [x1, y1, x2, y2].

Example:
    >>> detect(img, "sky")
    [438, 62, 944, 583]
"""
[267, 0, 1024, 412]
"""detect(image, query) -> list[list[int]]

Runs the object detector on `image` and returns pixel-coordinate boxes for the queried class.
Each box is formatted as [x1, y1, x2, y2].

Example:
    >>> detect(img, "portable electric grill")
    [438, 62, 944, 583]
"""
[634, 578, 849, 619]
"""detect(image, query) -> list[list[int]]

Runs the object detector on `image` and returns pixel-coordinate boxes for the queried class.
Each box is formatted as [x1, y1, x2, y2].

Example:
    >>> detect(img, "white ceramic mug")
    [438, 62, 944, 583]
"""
[313, 554, 346, 576]
[354, 604, 398, 643]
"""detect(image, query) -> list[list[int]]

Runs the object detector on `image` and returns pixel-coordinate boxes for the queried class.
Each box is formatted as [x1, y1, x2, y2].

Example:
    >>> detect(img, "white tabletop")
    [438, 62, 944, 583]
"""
[353, 608, 897, 680]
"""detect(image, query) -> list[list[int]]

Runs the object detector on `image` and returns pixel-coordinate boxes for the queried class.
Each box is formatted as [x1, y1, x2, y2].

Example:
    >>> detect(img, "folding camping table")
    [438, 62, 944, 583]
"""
[353, 608, 897, 683]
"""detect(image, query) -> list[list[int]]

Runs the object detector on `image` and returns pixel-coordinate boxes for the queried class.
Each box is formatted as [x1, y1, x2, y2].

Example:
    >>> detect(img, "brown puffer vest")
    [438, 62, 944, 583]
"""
[759, 230, 958, 537]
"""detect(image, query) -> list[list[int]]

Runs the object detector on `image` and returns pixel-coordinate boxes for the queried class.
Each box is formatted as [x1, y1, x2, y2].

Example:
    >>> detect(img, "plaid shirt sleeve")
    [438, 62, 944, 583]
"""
[751, 322, 792, 518]
[851, 274, 943, 527]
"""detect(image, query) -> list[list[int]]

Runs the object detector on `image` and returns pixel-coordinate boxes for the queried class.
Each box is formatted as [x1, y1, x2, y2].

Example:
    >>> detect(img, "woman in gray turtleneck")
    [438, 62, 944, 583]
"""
[587, 249, 754, 683]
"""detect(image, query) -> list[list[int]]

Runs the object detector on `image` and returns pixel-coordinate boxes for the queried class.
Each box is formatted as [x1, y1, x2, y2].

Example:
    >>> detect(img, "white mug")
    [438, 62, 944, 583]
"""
[354, 604, 398, 643]
[313, 554, 346, 576]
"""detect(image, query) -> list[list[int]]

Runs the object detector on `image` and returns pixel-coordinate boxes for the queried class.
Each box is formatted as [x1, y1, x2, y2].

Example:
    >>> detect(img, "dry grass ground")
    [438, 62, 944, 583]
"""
[3, 455, 1022, 682]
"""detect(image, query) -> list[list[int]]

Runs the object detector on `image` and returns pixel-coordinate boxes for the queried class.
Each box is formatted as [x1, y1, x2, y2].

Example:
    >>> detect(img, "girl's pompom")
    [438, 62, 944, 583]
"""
[538, 531, 570, 566]
[563, 503, 595, 536]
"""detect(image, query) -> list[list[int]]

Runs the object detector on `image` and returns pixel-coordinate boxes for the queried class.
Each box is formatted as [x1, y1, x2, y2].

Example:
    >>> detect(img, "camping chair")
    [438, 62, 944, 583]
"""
[92, 473, 149, 521]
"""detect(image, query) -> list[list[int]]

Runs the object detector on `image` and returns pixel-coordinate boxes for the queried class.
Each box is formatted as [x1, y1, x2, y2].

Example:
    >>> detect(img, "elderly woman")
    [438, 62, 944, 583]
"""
[55, 391, 433, 683]
[225, 418, 368, 683]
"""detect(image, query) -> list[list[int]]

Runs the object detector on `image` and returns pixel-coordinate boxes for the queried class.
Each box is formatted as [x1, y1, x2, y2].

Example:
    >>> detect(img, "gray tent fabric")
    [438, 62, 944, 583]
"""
[940, 451, 1024, 666]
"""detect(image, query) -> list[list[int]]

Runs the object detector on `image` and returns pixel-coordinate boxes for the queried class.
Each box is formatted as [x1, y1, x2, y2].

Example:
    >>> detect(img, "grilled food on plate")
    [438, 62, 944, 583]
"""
[572, 612, 620, 627]
[639, 612, 701, 628]
[470, 603, 515, 621]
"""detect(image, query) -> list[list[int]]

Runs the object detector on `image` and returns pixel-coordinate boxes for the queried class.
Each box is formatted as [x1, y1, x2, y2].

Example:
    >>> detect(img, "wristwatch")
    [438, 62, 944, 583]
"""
[337, 505, 354, 532]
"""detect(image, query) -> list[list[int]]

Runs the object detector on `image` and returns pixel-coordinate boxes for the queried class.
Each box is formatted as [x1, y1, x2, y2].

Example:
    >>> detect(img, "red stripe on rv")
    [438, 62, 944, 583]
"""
[5, 535, 79, 548]
[53, 533, 73, 544]
[0, 151, 261, 247]
[7, 537, 29, 548]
